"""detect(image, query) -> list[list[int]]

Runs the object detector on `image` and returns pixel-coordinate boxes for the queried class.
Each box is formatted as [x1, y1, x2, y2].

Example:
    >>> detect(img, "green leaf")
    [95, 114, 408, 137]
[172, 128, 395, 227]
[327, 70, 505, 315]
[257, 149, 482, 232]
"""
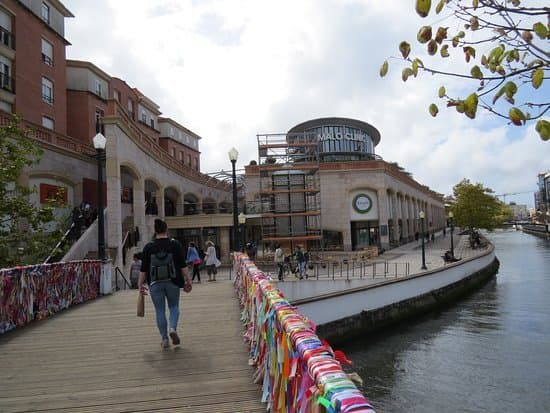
[492, 87, 505, 104]
[532, 68, 544, 89]
[399, 41, 411, 59]
[504, 81, 517, 99]
[417, 26, 432, 44]
[427, 39, 438, 55]
[470, 16, 479, 31]
[533, 22, 548, 39]
[472, 0, 479, 9]
[402, 68, 414, 82]
[435, 27, 448, 44]
[412, 59, 419, 76]
[536, 119, 550, 141]
[435, 0, 445, 14]
[440, 44, 449, 57]
[470, 65, 483, 79]
[509, 108, 526, 126]
[464, 93, 478, 119]
[438, 86, 446, 98]
[415, 0, 431, 18]
[429, 103, 439, 117]
[380, 60, 389, 77]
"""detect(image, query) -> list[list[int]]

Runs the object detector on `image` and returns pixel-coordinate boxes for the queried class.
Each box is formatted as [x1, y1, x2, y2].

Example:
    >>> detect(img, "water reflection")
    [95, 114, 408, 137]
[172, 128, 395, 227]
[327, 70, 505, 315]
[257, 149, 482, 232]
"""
[341, 230, 550, 412]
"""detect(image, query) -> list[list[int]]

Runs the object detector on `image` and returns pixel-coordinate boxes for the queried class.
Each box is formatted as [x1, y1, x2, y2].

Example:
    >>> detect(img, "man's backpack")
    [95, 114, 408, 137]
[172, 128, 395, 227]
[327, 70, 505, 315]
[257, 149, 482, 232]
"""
[149, 248, 177, 283]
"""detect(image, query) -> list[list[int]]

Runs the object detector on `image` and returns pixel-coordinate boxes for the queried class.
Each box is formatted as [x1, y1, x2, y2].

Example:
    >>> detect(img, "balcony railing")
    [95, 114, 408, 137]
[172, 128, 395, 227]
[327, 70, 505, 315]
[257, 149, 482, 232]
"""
[0, 73, 14, 93]
[0, 26, 15, 50]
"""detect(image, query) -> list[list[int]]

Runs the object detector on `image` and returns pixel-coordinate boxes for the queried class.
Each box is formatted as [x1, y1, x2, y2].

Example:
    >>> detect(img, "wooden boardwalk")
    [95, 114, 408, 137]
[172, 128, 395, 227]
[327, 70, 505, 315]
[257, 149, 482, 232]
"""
[0, 279, 265, 412]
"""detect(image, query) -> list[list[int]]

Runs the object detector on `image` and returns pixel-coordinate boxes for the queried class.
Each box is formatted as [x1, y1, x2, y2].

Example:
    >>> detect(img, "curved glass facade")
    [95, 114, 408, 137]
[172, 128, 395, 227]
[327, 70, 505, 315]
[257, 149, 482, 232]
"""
[305, 125, 374, 161]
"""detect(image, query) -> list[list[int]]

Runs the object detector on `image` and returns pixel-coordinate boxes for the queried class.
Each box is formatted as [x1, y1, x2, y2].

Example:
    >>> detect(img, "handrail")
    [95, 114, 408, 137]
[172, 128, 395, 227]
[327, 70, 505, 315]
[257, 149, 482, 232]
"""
[44, 218, 76, 264]
[114, 266, 132, 291]
[233, 253, 376, 412]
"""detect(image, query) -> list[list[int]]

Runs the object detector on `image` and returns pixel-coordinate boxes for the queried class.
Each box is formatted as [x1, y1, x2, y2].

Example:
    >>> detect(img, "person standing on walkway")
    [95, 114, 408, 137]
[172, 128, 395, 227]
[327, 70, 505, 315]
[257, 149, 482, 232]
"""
[186, 242, 201, 283]
[294, 245, 306, 280]
[274, 243, 285, 281]
[138, 219, 192, 349]
[204, 240, 219, 281]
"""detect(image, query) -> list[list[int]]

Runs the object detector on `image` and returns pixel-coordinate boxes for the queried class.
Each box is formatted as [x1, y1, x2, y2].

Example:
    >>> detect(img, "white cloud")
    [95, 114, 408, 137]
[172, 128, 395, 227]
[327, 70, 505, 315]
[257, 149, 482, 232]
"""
[64, 0, 547, 207]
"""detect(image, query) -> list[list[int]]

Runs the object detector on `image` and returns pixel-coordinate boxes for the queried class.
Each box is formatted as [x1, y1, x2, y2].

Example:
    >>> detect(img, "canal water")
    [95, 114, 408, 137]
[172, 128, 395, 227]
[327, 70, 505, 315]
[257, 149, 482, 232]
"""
[341, 229, 550, 413]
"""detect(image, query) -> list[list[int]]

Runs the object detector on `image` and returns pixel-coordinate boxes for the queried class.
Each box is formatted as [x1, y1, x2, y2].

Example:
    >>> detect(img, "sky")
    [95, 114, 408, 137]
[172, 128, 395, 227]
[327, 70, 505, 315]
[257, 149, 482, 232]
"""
[63, 0, 549, 207]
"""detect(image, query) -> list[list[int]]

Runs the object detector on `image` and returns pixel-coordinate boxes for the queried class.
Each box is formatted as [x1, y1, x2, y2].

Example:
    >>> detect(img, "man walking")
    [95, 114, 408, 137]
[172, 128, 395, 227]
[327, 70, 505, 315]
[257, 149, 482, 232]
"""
[138, 219, 192, 349]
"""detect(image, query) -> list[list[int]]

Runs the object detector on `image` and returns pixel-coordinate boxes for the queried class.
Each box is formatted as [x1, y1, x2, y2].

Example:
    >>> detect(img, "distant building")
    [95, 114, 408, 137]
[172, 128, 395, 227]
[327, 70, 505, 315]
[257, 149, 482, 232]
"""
[535, 172, 550, 219]
[244, 117, 445, 252]
[507, 202, 529, 221]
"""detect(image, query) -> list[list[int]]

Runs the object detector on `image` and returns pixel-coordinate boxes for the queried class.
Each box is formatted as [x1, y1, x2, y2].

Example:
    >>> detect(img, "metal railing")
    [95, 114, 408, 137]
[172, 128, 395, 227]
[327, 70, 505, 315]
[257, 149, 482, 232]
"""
[114, 266, 132, 291]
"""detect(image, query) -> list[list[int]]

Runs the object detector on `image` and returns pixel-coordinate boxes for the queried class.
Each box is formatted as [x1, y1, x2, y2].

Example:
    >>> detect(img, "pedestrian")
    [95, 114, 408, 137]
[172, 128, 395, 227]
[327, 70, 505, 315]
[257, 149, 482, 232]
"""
[138, 219, 192, 349]
[204, 240, 219, 281]
[294, 245, 306, 280]
[431, 232, 435, 242]
[415, 232, 419, 241]
[186, 242, 201, 283]
[274, 243, 285, 281]
[130, 252, 142, 289]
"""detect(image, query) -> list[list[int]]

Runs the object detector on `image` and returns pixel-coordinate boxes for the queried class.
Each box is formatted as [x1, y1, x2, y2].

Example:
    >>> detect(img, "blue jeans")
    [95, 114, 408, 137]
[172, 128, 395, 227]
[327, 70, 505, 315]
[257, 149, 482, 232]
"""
[149, 281, 180, 340]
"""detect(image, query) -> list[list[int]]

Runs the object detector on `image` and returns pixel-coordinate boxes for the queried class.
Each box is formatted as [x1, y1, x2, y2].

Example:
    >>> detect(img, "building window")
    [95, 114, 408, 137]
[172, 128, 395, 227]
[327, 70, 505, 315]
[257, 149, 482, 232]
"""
[193, 158, 198, 170]
[141, 112, 146, 123]
[95, 108, 104, 121]
[179, 151, 183, 161]
[113, 89, 120, 102]
[150, 118, 155, 129]
[94, 80, 102, 97]
[41, 39, 53, 66]
[127, 99, 134, 118]
[42, 116, 54, 130]
[0, 58, 13, 92]
[171, 148, 176, 158]
[41, 77, 53, 104]
[41, 2, 50, 24]
[187, 154, 191, 165]
[0, 9, 14, 50]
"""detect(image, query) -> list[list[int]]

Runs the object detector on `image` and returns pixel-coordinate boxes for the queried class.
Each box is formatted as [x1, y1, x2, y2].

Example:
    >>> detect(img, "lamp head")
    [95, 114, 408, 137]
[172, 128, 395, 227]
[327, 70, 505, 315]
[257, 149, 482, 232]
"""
[93, 132, 106, 150]
[448, 211, 454, 218]
[228, 147, 239, 162]
[419, 211, 425, 219]
[238, 212, 246, 224]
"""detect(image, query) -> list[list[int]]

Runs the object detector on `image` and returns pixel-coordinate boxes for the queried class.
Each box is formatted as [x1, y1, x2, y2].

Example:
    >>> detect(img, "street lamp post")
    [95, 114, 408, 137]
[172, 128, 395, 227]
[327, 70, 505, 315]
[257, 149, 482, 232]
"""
[228, 147, 239, 252]
[92, 119, 107, 261]
[238, 212, 246, 252]
[419, 210, 427, 270]
[449, 211, 455, 259]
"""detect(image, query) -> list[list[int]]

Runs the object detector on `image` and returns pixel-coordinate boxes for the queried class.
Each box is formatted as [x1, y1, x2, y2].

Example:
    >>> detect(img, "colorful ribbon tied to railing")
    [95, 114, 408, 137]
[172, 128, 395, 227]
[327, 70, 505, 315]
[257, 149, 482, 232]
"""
[0, 260, 101, 334]
[232, 252, 376, 413]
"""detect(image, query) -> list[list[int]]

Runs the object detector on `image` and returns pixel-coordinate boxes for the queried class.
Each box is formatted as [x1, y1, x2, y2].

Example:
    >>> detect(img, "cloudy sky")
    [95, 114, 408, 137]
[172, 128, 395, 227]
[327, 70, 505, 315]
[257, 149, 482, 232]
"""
[64, 0, 548, 207]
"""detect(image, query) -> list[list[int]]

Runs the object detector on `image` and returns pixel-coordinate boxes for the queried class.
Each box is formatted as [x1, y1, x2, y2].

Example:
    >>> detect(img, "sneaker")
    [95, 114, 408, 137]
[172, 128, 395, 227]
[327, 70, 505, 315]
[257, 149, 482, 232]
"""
[161, 339, 169, 349]
[169, 329, 180, 346]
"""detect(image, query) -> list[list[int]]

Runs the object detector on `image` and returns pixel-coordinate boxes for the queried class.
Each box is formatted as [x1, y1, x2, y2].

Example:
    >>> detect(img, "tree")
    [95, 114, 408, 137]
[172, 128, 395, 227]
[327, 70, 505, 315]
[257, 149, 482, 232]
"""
[0, 117, 65, 268]
[380, 0, 549, 141]
[451, 178, 507, 230]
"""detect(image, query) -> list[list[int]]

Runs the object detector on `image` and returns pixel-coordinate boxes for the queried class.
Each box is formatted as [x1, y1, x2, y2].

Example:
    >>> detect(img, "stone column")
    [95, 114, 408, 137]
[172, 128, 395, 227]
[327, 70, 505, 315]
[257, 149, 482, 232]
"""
[220, 227, 231, 263]
[158, 187, 165, 219]
[132, 178, 146, 246]
[391, 191, 399, 245]
[377, 188, 390, 250]
[105, 131, 122, 255]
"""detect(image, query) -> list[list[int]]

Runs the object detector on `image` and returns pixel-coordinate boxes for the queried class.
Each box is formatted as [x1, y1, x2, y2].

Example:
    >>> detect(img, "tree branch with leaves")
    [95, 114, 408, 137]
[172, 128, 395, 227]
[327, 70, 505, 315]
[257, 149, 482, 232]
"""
[380, 0, 549, 140]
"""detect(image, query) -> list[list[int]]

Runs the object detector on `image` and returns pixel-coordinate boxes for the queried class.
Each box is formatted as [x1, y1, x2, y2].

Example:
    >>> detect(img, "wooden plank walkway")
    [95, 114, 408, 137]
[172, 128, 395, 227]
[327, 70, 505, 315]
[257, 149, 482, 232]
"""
[0, 279, 265, 412]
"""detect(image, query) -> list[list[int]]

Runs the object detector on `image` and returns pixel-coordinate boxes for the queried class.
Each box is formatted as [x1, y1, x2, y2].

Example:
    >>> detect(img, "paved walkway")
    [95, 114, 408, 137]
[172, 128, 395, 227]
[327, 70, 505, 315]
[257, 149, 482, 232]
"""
[0, 275, 264, 413]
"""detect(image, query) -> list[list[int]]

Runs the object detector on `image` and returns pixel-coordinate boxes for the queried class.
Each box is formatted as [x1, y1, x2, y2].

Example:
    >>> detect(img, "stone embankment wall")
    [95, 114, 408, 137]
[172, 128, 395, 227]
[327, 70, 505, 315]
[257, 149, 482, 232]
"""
[316, 257, 499, 345]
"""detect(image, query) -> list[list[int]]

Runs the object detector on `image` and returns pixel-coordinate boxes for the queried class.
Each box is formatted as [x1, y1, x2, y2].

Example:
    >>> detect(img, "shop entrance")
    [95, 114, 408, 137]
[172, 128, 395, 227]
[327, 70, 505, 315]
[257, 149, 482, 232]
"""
[351, 221, 379, 250]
